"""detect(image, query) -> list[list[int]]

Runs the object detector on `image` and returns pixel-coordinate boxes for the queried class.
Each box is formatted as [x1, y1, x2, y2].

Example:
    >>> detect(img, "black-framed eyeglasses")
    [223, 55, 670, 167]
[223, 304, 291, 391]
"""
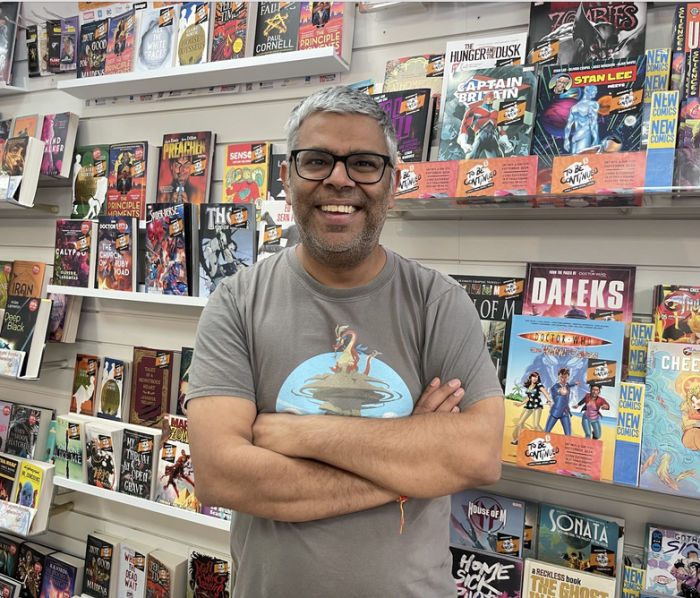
[289, 149, 394, 184]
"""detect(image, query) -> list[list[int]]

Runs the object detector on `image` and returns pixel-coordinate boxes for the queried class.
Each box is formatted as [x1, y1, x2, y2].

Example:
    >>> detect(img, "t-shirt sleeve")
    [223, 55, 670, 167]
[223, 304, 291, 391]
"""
[184, 278, 257, 408]
[422, 284, 504, 410]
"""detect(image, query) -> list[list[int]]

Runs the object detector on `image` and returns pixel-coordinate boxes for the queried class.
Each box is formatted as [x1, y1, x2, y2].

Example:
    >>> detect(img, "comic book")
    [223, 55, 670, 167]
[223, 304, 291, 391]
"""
[522, 558, 617, 598]
[257, 199, 298, 261]
[221, 141, 270, 208]
[266, 151, 286, 201]
[503, 314, 625, 481]
[0, 296, 52, 379]
[96, 356, 130, 421]
[372, 88, 434, 162]
[526, 2, 647, 66]
[54, 414, 89, 482]
[643, 524, 700, 596]
[47, 18, 62, 73]
[652, 284, 700, 343]
[253, 2, 301, 56]
[83, 532, 120, 598]
[84, 419, 123, 491]
[157, 131, 214, 204]
[0, 3, 19, 85]
[6, 260, 42, 299]
[118, 424, 161, 500]
[53, 219, 98, 288]
[18, 541, 54, 597]
[623, 564, 646, 598]
[0, 400, 12, 453]
[72, 144, 110, 219]
[298, 1, 352, 59]
[198, 203, 255, 298]
[39, 112, 80, 178]
[116, 539, 152, 598]
[450, 275, 524, 386]
[186, 546, 233, 598]
[531, 57, 646, 170]
[449, 488, 526, 558]
[41, 552, 85, 598]
[105, 8, 135, 74]
[145, 203, 195, 296]
[674, 146, 700, 189]
[134, 5, 177, 72]
[96, 216, 137, 292]
[537, 503, 624, 579]
[0, 454, 18, 504]
[59, 15, 79, 72]
[627, 321, 653, 382]
[77, 18, 108, 78]
[639, 342, 700, 500]
[437, 64, 537, 162]
[129, 346, 174, 430]
[145, 550, 186, 598]
[154, 414, 200, 512]
[70, 353, 100, 416]
[176, 2, 210, 65]
[613, 381, 645, 486]
[211, 2, 248, 61]
[106, 141, 148, 219]
[175, 347, 193, 416]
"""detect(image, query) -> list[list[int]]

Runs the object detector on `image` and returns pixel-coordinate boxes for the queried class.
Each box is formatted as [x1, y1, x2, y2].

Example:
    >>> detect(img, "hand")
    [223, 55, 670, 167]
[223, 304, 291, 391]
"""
[412, 377, 464, 415]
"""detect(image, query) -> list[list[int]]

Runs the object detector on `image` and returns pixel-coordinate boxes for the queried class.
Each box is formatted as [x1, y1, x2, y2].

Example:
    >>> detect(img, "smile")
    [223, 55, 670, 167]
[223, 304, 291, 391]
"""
[320, 205, 357, 214]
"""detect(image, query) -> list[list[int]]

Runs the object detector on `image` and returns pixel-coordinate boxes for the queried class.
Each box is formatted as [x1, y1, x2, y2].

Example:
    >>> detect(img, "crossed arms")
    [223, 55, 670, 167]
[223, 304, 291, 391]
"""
[187, 380, 504, 523]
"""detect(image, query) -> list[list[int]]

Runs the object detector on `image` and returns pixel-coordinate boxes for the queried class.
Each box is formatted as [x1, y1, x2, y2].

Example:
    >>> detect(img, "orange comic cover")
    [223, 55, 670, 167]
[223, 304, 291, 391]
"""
[549, 151, 646, 195]
[455, 155, 538, 200]
[395, 160, 458, 199]
[515, 429, 603, 480]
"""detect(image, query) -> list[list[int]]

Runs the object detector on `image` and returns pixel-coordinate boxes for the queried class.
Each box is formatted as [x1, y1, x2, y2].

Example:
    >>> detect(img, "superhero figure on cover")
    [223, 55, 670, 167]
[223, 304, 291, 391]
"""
[162, 449, 195, 495]
[571, 3, 645, 62]
[544, 367, 581, 436]
[564, 85, 600, 154]
[457, 92, 513, 159]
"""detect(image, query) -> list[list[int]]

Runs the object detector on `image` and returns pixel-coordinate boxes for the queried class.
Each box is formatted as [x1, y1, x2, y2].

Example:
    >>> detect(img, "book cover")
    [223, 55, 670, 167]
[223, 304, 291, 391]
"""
[85, 419, 123, 491]
[18, 541, 54, 598]
[14, 461, 44, 509]
[59, 15, 79, 72]
[117, 540, 151, 598]
[54, 414, 87, 482]
[72, 144, 110, 219]
[639, 342, 700, 499]
[0, 533, 20, 579]
[83, 532, 120, 598]
[383, 53, 444, 97]
[106, 142, 148, 220]
[0, 295, 46, 355]
[613, 381, 644, 487]
[0, 3, 19, 85]
[645, 90, 680, 192]
[395, 160, 459, 199]
[0, 261, 10, 310]
[298, 2, 347, 56]
[266, 152, 286, 201]
[176, 2, 210, 66]
[105, 8, 135, 74]
[442, 33, 528, 84]
[526, 2, 647, 66]
[257, 200, 298, 261]
[643, 524, 700, 596]
[522, 558, 617, 598]
[221, 141, 270, 205]
[537, 503, 623, 578]
[450, 275, 524, 386]
[211, 2, 248, 61]
[157, 131, 214, 204]
[186, 546, 233, 598]
[372, 88, 433, 162]
[627, 322, 654, 382]
[503, 315, 625, 481]
[118, 425, 161, 500]
[145, 550, 186, 598]
[0, 400, 10, 453]
[10, 116, 41, 139]
[97, 356, 130, 421]
[623, 565, 646, 598]
[70, 353, 100, 417]
[129, 346, 174, 429]
[145, 203, 193, 296]
[77, 18, 109, 78]
[5, 405, 53, 461]
[25, 24, 41, 78]
[531, 57, 646, 170]
[135, 6, 177, 72]
[154, 414, 199, 512]
[437, 64, 537, 162]
[53, 219, 98, 290]
[652, 285, 700, 343]
[0, 454, 18, 503]
[449, 488, 525, 557]
[47, 18, 62, 73]
[40, 112, 80, 178]
[0, 576, 20, 598]
[450, 546, 523, 598]
[96, 216, 137, 292]
[253, 2, 301, 56]
[199, 203, 255, 296]
[176, 347, 193, 416]
[41, 552, 84, 598]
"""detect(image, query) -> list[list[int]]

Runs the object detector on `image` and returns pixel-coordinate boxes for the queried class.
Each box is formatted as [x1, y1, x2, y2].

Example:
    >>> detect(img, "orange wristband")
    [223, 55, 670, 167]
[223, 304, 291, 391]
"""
[397, 495, 408, 534]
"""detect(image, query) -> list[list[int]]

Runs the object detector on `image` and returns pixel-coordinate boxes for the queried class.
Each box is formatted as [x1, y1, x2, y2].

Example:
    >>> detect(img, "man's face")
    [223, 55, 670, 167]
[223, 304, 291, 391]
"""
[170, 157, 191, 186]
[559, 372, 569, 382]
[282, 111, 396, 268]
[554, 76, 568, 93]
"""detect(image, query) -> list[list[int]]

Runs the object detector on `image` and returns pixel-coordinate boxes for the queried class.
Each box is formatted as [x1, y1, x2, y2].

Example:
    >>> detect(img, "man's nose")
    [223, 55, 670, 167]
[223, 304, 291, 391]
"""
[325, 158, 355, 186]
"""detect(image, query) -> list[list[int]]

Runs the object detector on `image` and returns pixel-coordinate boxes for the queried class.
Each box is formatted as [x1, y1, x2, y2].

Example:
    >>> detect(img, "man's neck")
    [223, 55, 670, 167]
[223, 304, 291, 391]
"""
[296, 244, 387, 289]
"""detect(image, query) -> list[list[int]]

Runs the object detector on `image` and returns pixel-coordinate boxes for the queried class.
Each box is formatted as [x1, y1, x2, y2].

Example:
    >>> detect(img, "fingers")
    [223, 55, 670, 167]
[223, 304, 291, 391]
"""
[413, 377, 464, 415]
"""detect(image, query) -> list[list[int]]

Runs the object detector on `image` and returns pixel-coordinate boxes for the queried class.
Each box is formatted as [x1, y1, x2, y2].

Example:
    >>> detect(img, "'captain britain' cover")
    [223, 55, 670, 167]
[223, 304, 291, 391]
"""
[437, 64, 538, 161]
[531, 55, 646, 169]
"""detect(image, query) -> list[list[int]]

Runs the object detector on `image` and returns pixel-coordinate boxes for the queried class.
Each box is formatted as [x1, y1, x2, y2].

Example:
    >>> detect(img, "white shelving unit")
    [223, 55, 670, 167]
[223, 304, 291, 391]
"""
[53, 477, 229, 531]
[0, 83, 27, 96]
[57, 47, 350, 100]
[46, 285, 208, 307]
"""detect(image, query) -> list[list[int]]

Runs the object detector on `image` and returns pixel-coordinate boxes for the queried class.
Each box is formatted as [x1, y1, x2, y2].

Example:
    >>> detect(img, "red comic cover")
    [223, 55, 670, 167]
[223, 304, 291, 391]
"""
[298, 2, 346, 56]
[652, 284, 700, 343]
[105, 8, 135, 74]
[211, 2, 247, 61]
[157, 131, 214, 204]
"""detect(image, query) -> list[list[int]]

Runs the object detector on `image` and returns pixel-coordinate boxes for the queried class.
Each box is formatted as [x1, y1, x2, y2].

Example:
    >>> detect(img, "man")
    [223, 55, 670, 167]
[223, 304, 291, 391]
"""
[159, 155, 197, 203]
[186, 85, 504, 597]
[563, 85, 600, 153]
[545, 367, 580, 435]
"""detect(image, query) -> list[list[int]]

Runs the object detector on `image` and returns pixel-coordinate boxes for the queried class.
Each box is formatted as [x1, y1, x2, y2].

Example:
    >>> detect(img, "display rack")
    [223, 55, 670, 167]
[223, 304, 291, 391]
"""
[46, 285, 208, 307]
[0, 83, 27, 96]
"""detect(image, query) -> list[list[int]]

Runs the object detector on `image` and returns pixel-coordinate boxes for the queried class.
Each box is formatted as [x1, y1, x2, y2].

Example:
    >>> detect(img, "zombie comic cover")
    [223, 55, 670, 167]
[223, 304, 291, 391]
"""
[527, 2, 646, 66]
[437, 64, 537, 162]
[186, 547, 233, 598]
[450, 546, 523, 598]
[531, 56, 646, 169]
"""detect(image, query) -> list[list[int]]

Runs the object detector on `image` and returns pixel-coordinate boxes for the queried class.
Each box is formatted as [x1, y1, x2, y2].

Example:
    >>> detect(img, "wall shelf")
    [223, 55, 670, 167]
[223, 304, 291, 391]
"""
[57, 47, 350, 100]
[53, 477, 229, 531]
[0, 83, 27, 96]
[47, 285, 208, 307]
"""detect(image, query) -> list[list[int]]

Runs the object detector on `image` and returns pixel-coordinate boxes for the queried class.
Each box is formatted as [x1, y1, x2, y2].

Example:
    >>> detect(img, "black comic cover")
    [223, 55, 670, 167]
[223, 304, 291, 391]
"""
[372, 88, 433, 162]
[527, 2, 646, 66]
[531, 55, 646, 169]
[77, 18, 108, 78]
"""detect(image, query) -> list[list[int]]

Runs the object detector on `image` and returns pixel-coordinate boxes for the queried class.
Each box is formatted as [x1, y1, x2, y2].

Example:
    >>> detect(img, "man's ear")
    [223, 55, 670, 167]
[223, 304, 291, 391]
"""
[281, 160, 291, 206]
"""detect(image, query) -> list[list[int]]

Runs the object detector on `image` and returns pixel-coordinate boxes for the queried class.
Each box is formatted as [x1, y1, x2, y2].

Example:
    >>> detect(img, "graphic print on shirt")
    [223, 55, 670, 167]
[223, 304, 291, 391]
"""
[277, 324, 413, 417]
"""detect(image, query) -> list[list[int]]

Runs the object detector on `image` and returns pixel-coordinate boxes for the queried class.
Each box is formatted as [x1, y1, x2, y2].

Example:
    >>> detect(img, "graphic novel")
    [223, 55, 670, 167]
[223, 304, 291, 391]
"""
[145, 203, 193, 296]
[522, 558, 617, 598]
[652, 284, 700, 343]
[643, 524, 700, 596]
[97, 215, 137, 292]
[157, 131, 214, 204]
[450, 546, 523, 598]
[372, 88, 433, 162]
[106, 141, 148, 219]
[212, 2, 248, 61]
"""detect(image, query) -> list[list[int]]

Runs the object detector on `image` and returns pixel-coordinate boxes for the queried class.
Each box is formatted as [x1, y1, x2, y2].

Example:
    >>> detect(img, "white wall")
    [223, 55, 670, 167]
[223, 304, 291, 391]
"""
[0, 0, 696, 573]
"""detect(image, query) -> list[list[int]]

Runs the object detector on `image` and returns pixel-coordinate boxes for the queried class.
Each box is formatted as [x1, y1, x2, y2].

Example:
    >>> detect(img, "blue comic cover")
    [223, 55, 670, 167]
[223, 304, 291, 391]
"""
[503, 315, 625, 481]
[438, 64, 538, 161]
[537, 503, 624, 578]
[450, 488, 526, 558]
[532, 56, 646, 169]
[639, 342, 700, 500]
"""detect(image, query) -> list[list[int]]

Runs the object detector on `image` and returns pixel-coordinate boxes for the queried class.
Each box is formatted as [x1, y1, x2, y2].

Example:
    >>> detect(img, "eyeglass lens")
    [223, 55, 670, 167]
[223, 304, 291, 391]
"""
[295, 150, 387, 183]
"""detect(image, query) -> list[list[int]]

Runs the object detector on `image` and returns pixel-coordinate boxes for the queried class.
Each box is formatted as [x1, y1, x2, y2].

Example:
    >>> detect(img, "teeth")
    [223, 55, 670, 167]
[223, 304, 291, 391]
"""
[320, 205, 357, 214]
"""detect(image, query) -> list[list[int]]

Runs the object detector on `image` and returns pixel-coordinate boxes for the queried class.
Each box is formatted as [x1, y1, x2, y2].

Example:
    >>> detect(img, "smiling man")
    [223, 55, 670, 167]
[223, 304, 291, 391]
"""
[185, 85, 505, 597]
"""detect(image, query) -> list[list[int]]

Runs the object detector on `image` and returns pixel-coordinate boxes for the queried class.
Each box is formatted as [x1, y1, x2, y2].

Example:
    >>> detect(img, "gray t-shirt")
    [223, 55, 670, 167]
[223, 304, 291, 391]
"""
[187, 247, 502, 598]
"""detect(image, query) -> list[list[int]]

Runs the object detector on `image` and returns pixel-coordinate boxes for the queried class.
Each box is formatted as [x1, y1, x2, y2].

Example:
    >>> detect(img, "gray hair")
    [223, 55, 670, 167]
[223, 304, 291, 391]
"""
[284, 86, 398, 160]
